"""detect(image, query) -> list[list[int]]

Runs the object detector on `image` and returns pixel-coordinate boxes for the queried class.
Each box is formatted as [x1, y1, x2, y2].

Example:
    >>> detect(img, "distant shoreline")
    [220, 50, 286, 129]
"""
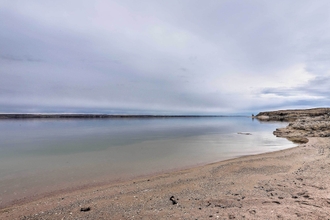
[0, 114, 247, 119]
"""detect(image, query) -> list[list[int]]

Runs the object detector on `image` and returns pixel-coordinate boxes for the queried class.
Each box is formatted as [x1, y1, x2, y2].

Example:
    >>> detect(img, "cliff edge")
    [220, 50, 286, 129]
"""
[256, 108, 330, 121]
[256, 108, 330, 143]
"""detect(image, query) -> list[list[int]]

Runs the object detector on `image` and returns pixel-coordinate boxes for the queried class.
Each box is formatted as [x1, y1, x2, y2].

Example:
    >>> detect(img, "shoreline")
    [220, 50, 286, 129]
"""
[0, 114, 242, 119]
[0, 141, 294, 209]
[2, 109, 330, 219]
[2, 137, 330, 219]
[0, 145, 295, 210]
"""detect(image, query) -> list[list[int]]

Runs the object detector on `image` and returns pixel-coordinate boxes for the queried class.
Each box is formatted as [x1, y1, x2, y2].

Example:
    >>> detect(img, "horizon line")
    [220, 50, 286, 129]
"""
[0, 113, 250, 119]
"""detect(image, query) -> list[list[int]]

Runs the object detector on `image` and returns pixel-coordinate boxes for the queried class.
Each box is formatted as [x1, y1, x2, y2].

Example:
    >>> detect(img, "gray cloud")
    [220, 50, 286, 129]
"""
[261, 76, 330, 98]
[1, 1, 330, 114]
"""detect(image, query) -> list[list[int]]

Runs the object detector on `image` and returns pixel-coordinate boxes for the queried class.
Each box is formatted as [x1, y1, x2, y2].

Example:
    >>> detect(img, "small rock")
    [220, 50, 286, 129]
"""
[170, 196, 177, 205]
[80, 207, 91, 212]
[237, 132, 252, 135]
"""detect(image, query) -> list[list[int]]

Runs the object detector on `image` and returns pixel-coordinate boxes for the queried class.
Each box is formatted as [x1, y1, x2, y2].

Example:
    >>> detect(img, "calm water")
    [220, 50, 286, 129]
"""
[0, 117, 294, 207]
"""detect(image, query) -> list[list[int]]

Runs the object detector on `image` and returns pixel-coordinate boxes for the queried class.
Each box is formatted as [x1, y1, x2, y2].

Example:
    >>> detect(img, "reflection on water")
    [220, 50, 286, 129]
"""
[0, 117, 294, 207]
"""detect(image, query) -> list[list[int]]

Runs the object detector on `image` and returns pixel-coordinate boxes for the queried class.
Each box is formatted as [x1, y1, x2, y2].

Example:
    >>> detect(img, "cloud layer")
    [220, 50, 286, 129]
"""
[1, 1, 330, 114]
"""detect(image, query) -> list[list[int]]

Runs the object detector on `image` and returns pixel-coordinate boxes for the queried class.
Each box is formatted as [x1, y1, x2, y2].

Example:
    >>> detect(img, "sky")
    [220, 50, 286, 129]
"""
[1, 0, 330, 115]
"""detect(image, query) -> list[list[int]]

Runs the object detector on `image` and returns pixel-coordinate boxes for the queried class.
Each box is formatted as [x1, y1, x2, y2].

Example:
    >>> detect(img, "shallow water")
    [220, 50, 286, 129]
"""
[0, 117, 294, 207]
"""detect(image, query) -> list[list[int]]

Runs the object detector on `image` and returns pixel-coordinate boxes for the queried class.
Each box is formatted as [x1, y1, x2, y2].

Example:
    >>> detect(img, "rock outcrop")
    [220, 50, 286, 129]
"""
[256, 108, 330, 121]
[274, 115, 330, 139]
[256, 108, 330, 143]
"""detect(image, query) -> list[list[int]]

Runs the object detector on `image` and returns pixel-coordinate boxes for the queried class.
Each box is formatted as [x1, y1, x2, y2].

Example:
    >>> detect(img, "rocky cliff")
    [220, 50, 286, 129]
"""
[256, 108, 330, 121]
[274, 115, 330, 139]
[256, 108, 330, 144]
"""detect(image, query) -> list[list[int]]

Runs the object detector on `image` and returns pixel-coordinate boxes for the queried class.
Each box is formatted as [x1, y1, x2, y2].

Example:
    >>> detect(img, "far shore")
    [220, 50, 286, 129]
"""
[1, 108, 330, 219]
[0, 113, 245, 119]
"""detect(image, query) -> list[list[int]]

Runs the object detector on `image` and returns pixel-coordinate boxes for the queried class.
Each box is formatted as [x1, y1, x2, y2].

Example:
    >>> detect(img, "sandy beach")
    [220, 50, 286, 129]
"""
[1, 111, 330, 219]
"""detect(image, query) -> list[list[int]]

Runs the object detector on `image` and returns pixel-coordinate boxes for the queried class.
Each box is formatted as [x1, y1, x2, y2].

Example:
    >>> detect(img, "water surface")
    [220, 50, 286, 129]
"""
[0, 117, 294, 207]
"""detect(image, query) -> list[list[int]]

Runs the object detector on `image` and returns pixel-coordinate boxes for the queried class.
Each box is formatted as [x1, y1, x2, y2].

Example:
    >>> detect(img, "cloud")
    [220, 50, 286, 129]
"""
[1, 1, 330, 114]
[261, 75, 330, 99]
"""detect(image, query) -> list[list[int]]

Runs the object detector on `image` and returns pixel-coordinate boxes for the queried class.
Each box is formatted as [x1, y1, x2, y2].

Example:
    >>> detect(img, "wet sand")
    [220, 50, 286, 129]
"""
[1, 136, 330, 219]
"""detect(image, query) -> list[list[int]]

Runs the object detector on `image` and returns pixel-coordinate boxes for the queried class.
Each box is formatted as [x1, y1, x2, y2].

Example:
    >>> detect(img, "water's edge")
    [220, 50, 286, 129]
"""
[0, 117, 293, 209]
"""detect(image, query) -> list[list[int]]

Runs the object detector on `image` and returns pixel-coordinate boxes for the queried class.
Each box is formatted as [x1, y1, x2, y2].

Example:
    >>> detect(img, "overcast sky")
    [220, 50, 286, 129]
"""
[1, 1, 330, 114]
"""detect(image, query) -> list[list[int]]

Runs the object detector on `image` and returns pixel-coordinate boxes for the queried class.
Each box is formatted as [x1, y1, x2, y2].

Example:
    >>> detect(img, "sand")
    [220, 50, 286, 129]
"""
[1, 120, 330, 219]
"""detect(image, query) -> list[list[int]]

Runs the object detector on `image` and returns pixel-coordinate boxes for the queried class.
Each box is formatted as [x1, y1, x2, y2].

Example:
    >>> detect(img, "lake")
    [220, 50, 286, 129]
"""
[0, 117, 294, 207]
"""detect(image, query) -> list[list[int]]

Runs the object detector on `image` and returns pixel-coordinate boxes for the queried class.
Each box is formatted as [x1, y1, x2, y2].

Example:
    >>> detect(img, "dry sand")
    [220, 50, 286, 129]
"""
[1, 121, 330, 219]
